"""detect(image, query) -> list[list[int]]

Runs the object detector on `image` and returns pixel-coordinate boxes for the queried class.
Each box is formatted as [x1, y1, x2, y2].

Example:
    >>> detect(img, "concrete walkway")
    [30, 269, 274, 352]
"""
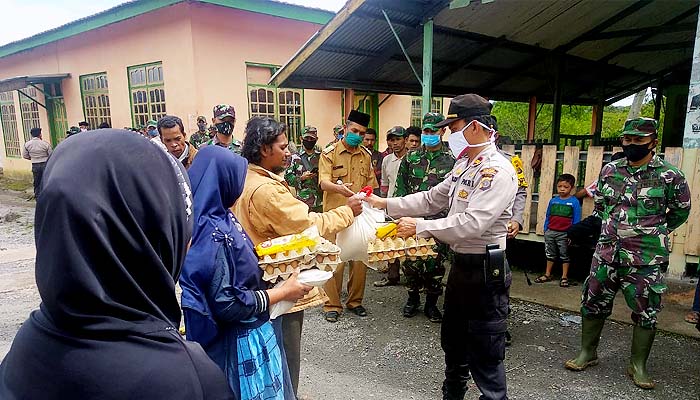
[509, 270, 700, 339]
[0, 247, 36, 264]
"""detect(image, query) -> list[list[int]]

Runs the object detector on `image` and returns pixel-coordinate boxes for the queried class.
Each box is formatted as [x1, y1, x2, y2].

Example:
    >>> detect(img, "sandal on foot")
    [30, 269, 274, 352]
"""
[685, 311, 700, 324]
[560, 278, 570, 287]
[324, 311, 339, 323]
[534, 275, 552, 283]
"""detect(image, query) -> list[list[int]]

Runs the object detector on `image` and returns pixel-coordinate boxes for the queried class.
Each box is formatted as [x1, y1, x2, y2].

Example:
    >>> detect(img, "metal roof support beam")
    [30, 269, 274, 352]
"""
[558, 0, 653, 52]
[586, 23, 697, 41]
[616, 41, 694, 54]
[16, 89, 46, 109]
[381, 8, 422, 86]
[599, 6, 698, 63]
[422, 19, 434, 116]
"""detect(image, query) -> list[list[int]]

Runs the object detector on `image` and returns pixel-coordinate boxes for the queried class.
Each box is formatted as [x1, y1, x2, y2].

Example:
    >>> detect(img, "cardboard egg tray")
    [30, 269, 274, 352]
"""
[367, 236, 438, 262]
[259, 246, 314, 264]
[259, 238, 342, 283]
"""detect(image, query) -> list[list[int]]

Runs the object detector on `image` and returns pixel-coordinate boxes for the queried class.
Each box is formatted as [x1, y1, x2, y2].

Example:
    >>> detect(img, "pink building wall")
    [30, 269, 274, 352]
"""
[0, 2, 420, 175]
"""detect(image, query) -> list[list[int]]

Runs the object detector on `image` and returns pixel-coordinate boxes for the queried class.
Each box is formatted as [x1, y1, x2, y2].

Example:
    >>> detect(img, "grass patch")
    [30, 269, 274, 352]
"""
[0, 176, 32, 192]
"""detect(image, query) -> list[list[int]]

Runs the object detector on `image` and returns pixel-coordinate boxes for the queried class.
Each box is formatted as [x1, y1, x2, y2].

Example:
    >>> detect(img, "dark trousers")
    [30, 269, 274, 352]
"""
[31, 162, 46, 199]
[441, 253, 510, 400]
[281, 310, 304, 396]
[387, 259, 400, 282]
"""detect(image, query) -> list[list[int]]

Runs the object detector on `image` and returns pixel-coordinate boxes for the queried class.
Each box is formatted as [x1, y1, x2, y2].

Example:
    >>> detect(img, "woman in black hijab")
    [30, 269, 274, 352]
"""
[0, 130, 233, 400]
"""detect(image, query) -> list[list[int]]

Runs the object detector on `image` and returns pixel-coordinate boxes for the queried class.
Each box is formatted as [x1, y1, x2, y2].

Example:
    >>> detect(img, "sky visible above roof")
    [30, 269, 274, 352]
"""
[0, 0, 347, 47]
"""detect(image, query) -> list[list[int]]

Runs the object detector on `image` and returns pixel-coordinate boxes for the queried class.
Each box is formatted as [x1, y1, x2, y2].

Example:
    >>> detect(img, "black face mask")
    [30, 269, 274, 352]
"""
[215, 121, 233, 136]
[302, 140, 317, 150]
[622, 142, 653, 162]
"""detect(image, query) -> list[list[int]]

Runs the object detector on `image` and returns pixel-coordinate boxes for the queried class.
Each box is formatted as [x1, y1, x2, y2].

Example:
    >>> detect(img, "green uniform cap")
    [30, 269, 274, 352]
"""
[422, 112, 445, 131]
[146, 120, 157, 128]
[621, 117, 658, 137]
[387, 125, 406, 139]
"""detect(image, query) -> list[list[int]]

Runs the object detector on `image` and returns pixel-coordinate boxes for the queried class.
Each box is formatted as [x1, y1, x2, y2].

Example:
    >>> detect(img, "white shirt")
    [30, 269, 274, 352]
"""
[381, 152, 404, 198]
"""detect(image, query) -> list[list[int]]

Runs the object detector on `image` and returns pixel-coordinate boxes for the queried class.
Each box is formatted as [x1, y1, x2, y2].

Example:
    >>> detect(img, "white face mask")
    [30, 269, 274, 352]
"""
[447, 120, 496, 159]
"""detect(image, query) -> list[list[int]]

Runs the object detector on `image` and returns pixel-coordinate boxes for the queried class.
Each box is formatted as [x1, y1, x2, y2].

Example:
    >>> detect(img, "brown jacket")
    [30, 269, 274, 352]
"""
[181, 142, 198, 169]
[233, 164, 355, 312]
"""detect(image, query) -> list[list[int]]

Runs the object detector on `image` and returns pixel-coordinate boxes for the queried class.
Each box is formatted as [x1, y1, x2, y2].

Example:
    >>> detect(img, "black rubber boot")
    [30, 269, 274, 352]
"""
[403, 291, 420, 318]
[424, 293, 443, 323]
[627, 325, 656, 389]
[564, 317, 605, 371]
[441, 381, 467, 400]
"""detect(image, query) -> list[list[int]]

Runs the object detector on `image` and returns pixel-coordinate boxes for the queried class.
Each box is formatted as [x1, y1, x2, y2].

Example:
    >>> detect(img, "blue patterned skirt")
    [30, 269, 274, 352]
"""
[227, 321, 284, 400]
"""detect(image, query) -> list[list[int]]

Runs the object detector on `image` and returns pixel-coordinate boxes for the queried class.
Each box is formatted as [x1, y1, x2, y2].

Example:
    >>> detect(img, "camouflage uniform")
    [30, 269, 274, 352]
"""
[203, 137, 242, 154]
[201, 105, 242, 154]
[190, 131, 207, 149]
[581, 138, 691, 329]
[394, 144, 456, 295]
[285, 126, 323, 213]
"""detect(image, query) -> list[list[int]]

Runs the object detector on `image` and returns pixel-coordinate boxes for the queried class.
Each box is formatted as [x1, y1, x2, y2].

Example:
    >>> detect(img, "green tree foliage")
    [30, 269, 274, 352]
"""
[492, 97, 664, 144]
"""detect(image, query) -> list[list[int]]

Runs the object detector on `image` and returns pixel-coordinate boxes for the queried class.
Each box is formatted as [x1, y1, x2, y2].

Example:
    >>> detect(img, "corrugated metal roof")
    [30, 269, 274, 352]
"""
[271, 0, 699, 105]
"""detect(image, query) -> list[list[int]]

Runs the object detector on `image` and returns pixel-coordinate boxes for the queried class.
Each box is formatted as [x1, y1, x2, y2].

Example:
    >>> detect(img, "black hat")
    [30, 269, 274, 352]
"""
[435, 94, 491, 128]
[347, 110, 371, 128]
[78, 121, 89, 127]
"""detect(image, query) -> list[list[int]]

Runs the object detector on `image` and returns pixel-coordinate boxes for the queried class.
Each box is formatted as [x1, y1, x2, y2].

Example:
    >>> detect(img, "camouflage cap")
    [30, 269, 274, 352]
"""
[621, 117, 658, 137]
[333, 124, 344, 134]
[196, 115, 207, 123]
[213, 104, 236, 120]
[146, 119, 157, 128]
[69, 126, 80, 134]
[386, 126, 406, 139]
[302, 125, 318, 139]
[422, 112, 445, 131]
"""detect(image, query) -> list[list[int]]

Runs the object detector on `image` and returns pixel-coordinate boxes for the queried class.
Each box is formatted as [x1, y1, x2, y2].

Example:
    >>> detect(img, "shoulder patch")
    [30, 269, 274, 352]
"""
[480, 167, 499, 177]
[323, 144, 336, 154]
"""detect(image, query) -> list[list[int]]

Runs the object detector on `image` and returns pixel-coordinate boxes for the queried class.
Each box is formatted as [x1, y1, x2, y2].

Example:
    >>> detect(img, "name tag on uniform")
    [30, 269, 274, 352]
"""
[333, 165, 344, 170]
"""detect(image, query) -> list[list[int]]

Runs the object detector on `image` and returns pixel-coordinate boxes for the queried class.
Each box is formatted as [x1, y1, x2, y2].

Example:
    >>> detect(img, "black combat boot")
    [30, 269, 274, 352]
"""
[403, 291, 420, 318]
[442, 381, 467, 400]
[424, 293, 443, 323]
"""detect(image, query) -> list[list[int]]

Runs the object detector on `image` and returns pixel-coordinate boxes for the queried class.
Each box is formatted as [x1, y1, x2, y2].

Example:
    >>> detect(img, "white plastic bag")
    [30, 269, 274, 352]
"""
[269, 269, 334, 320]
[336, 196, 385, 264]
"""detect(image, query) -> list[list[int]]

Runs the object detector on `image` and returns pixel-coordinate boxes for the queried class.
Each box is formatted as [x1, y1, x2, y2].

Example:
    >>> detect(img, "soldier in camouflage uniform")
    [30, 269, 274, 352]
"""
[189, 115, 208, 149]
[324, 124, 344, 149]
[201, 104, 242, 154]
[565, 118, 691, 390]
[394, 112, 455, 322]
[285, 126, 323, 213]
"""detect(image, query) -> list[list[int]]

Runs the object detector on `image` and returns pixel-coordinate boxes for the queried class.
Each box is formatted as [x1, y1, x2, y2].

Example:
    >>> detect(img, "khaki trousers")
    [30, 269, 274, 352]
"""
[323, 260, 367, 312]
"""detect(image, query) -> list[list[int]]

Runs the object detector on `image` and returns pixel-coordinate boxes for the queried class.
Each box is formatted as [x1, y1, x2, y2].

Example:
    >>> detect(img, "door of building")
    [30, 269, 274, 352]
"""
[353, 92, 379, 133]
[46, 83, 68, 146]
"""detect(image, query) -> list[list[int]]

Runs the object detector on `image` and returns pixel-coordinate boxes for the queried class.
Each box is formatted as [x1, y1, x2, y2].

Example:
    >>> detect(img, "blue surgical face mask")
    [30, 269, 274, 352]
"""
[148, 128, 157, 137]
[345, 132, 362, 147]
[336, 133, 344, 140]
[421, 134, 441, 147]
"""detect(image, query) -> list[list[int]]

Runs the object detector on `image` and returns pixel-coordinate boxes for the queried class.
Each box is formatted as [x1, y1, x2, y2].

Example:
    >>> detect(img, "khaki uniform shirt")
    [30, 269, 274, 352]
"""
[319, 141, 379, 212]
[22, 138, 52, 163]
[232, 164, 356, 313]
[387, 144, 517, 254]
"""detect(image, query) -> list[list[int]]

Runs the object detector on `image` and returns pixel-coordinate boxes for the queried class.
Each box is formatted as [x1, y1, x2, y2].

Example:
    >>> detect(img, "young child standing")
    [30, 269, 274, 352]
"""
[536, 173, 581, 287]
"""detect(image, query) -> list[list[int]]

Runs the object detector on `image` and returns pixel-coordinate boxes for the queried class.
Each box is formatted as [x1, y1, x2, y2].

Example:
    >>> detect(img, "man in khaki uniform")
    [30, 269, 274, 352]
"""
[233, 116, 362, 396]
[319, 110, 378, 322]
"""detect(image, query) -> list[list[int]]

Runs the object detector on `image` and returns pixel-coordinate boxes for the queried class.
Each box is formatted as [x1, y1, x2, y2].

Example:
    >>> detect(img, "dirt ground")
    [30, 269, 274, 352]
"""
[1, 188, 699, 399]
